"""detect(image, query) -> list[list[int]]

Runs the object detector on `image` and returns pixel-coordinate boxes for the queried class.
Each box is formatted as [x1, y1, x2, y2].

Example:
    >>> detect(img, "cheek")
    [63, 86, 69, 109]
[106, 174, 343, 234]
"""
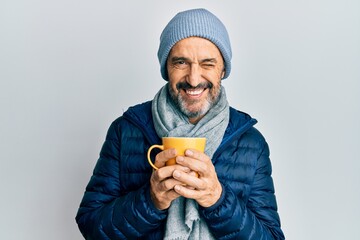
[203, 67, 224, 81]
[168, 81, 179, 96]
[167, 69, 183, 84]
[210, 82, 221, 98]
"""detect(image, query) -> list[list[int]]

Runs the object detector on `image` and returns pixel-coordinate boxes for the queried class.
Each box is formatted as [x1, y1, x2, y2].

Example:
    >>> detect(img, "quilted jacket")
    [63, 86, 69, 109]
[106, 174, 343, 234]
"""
[76, 101, 285, 239]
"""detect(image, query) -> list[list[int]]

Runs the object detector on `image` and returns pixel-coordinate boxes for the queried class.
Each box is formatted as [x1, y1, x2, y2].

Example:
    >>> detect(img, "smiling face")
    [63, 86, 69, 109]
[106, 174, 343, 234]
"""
[167, 37, 225, 124]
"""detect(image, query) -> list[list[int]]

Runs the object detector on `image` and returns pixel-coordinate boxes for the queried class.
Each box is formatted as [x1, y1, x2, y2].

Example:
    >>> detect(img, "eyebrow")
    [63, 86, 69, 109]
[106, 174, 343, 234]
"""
[170, 57, 189, 62]
[200, 58, 218, 63]
[170, 56, 218, 63]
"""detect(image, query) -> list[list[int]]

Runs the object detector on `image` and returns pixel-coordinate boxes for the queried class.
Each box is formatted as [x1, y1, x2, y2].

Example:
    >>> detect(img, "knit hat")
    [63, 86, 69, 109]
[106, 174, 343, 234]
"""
[158, 8, 232, 81]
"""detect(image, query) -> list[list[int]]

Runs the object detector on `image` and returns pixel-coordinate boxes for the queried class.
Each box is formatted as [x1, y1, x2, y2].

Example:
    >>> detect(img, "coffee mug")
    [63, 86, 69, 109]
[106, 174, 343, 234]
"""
[147, 137, 206, 170]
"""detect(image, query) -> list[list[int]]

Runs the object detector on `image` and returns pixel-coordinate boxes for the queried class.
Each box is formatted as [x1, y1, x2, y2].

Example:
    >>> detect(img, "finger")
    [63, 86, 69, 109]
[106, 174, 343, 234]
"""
[175, 155, 208, 176]
[150, 186, 181, 210]
[157, 177, 186, 192]
[154, 148, 177, 168]
[174, 184, 199, 199]
[172, 170, 206, 190]
[154, 165, 191, 182]
[185, 149, 209, 162]
[166, 189, 181, 201]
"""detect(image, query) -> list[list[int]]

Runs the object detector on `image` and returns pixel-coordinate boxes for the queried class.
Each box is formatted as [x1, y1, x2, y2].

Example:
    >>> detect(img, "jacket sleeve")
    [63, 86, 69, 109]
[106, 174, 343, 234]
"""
[75, 121, 167, 239]
[200, 140, 285, 240]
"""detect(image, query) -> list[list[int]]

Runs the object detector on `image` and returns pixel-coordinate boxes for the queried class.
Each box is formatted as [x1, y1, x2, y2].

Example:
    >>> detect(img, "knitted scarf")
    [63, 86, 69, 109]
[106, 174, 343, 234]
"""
[152, 84, 229, 240]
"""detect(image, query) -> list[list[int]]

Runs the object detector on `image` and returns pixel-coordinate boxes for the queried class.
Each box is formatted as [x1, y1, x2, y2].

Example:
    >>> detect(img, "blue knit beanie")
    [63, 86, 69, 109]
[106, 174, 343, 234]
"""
[158, 8, 232, 81]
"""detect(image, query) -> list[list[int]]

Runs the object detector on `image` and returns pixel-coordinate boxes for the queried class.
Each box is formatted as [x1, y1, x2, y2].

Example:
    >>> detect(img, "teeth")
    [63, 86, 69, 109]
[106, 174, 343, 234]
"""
[186, 89, 204, 95]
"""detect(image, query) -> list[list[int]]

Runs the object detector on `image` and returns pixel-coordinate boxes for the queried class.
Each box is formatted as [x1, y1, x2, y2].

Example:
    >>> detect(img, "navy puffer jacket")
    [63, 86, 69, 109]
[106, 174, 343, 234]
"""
[76, 101, 285, 239]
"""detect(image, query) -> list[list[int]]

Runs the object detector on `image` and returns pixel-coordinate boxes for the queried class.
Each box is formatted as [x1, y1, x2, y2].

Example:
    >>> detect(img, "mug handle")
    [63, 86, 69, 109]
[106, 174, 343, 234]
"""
[147, 145, 164, 170]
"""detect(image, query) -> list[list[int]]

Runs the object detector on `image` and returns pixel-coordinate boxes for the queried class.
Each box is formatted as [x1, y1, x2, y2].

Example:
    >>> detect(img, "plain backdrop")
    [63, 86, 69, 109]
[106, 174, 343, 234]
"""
[1, 0, 359, 239]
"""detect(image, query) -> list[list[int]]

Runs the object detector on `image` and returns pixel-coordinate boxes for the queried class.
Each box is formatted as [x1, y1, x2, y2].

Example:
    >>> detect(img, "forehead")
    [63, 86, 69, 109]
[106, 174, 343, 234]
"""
[169, 37, 222, 58]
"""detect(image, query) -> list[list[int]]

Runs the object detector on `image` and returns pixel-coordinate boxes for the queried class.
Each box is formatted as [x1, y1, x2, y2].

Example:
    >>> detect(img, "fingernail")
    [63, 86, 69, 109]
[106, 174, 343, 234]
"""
[185, 150, 193, 156]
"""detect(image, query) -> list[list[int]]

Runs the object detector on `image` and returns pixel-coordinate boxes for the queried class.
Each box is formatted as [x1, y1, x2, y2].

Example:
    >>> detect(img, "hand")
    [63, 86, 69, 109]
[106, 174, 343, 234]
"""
[172, 149, 223, 208]
[149, 148, 190, 210]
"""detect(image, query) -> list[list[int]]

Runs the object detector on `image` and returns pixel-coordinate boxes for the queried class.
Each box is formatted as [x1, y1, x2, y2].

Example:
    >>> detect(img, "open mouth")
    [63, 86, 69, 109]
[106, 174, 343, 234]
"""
[185, 88, 206, 97]
[177, 82, 212, 98]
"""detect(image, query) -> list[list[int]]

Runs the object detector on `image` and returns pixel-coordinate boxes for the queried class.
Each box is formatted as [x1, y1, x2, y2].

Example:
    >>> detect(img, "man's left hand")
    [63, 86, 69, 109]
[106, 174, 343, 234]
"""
[172, 149, 222, 208]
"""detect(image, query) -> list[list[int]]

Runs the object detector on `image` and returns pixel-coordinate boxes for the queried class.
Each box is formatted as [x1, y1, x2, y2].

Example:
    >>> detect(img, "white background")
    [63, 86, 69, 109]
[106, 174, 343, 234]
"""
[1, 0, 359, 239]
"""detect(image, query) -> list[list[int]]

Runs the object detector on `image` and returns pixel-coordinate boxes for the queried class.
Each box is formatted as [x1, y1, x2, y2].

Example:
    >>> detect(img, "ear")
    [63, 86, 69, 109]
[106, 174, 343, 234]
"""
[221, 69, 225, 79]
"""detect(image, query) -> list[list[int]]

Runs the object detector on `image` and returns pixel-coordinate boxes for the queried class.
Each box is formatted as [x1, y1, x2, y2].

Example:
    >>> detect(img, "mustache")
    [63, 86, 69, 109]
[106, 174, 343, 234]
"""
[176, 81, 213, 90]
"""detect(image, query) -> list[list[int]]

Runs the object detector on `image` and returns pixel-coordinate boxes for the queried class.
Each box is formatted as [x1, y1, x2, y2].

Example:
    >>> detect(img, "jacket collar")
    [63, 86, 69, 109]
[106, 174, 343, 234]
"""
[122, 101, 257, 147]
[213, 107, 257, 158]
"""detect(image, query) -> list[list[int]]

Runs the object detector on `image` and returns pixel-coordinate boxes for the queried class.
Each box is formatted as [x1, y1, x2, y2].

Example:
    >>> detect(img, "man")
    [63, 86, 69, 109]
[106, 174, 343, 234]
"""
[76, 8, 285, 240]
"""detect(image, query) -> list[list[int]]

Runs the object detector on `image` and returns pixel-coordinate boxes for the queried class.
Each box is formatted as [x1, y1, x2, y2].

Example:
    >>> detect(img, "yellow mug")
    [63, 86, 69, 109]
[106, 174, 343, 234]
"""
[147, 137, 206, 170]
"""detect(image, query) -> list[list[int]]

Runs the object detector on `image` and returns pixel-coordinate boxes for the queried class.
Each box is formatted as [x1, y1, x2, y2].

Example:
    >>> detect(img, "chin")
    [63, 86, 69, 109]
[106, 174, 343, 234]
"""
[168, 85, 216, 119]
[182, 101, 211, 119]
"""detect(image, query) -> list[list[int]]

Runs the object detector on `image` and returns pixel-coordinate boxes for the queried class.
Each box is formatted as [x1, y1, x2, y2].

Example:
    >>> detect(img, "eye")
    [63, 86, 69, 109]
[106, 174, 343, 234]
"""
[201, 63, 216, 69]
[172, 59, 189, 69]
[176, 60, 186, 65]
[200, 59, 218, 69]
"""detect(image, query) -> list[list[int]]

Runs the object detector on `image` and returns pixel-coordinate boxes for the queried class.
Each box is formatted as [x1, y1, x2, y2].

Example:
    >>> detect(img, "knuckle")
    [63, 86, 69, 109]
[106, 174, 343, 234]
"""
[151, 172, 159, 183]
[158, 182, 166, 191]
[197, 164, 208, 174]
[155, 154, 163, 165]
[163, 180, 173, 190]
[156, 170, 166, 180]
[164, 149, 174, 157]
[199, 181, 207, 190]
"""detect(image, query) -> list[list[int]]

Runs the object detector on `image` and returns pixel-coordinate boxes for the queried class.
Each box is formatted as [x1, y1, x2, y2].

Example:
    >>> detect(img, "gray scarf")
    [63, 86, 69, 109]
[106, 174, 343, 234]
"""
[152, 84, 229, 240]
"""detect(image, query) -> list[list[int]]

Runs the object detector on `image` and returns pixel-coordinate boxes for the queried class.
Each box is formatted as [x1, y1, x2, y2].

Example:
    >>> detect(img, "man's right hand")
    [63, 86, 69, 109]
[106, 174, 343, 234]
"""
[149, 148, 190, 210]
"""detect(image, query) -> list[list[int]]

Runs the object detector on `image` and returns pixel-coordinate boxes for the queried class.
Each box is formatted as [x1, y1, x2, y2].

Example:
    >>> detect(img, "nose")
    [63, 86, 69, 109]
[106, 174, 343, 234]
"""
[187, 64, 202, 87]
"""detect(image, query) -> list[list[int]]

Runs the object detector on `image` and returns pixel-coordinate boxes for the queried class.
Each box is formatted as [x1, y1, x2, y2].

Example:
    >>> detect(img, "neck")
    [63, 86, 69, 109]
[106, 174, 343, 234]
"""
[189, 115, 205, 124]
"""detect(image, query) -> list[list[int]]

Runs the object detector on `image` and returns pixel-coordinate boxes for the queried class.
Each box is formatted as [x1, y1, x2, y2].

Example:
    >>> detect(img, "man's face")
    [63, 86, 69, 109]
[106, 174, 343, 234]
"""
[167, 37, 225, 124]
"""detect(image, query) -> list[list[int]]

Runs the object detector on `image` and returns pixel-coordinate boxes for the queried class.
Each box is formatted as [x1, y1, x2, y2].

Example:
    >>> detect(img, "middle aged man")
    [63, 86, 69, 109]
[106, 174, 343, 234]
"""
[76, 8, 285, 240]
